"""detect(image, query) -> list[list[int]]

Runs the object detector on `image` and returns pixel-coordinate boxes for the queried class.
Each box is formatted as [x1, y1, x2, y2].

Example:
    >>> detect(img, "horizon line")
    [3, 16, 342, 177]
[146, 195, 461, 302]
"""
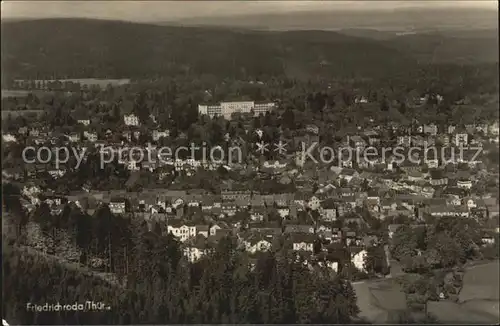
[1, 4, 497, 24]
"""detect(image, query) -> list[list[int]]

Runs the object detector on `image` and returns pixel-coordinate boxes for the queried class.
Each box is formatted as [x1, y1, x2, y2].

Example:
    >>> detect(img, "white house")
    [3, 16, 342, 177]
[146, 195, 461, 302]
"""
[425, 159, 439, 169]
[245, 239, 272, 254]
[168, 223, 196, 242]
[326, 261, 339, 272]
[127, 160, 140, 171]
[263, 160, 288, 169]
[77, 119, 91, 126]
[109, 199, 126, 214]
[2, 133, 17, 143]
[355, 96, 368, 104]
[209, 224, 222, 236]
[48, 169, 66, 179]
[488, 122, 499, 136]
[308, 196, 321, 210]
[22, 185, 41, 197]
[152, 129, 170, 141]
[124, 114, 140, 126]
[84, 131, 98, 142]
[447, 196, 462, 206]
[421, 187, 435, 198]
[464, 198, 477, 210]
[397, 136, 412, 147]
[457, 180, 473, 189]
[277, 207, 290, 218]
[455, 133, 468, 147]
[423, 124, 438, 135]
[352, 249, 367, 272]
[68, 133, 80, 143]
[291, 234, 315, 252]
[183, 245, 209, 262]
[322, 208, 337, 221]
[292, 241, 314, 252]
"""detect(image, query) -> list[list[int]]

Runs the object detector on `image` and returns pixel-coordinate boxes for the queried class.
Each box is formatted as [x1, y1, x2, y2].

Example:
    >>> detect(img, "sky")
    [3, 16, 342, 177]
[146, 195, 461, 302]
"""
[1, 1, 497, 22]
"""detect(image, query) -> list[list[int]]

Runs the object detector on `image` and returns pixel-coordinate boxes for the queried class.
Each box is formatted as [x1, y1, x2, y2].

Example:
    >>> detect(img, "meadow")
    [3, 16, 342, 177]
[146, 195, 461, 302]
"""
[428, 261, 500, 324]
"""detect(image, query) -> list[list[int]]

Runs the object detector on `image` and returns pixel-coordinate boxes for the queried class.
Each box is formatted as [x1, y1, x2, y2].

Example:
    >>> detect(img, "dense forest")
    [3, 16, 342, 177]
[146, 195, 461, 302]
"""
[2, 18, 497, 81]
[3, 221, 360, 324]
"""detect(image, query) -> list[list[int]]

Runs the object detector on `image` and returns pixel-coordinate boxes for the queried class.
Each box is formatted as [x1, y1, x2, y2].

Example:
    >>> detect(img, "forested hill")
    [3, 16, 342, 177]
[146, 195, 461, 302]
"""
[1, 18, 417, 80]
[384, 31, 499, 65]
[2, 244, 125, 325]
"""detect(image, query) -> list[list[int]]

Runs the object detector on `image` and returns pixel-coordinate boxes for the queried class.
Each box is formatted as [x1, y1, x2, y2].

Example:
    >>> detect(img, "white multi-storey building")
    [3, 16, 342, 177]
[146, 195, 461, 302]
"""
[198, 104, 223, 117]
[253, 102, 276, 116]
[198, 101, 275, 119]
[221, 101, 254, 117]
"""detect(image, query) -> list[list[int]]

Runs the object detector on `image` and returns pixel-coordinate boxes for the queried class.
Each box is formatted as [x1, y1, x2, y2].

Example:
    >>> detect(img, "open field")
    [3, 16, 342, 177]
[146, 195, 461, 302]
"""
[427, 300, 499, 324]
[354, 261, 500, 324]
[460, 260, 499, 302]
[428, 261, 499, 324]
[353, 278, 407, 323]
[462, 300, 500, 319]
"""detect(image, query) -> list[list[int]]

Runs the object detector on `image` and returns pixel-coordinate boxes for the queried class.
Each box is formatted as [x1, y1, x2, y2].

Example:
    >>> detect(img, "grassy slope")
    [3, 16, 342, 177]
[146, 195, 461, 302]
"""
[428, 261, 500, 324]
[459, 261, 499, 302]
[353, 261, 500, 324]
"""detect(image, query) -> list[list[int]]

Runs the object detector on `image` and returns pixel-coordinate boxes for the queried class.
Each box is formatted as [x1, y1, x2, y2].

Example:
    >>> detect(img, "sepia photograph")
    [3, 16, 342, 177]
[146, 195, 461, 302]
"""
[1, 0, 499, 324]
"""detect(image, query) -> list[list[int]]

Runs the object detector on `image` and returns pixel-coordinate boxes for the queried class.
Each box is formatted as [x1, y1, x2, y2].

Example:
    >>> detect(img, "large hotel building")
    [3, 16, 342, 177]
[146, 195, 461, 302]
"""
[198, 101, 276, 119]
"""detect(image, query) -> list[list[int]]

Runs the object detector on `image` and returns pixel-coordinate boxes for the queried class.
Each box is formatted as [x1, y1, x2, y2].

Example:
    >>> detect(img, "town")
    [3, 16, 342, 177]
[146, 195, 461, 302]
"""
[2, 2, 499, 324]
[3, 86, 499, 268]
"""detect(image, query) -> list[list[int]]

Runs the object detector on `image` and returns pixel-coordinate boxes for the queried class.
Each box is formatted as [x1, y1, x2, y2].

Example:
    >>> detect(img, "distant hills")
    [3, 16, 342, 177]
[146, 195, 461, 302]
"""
[1, 17, 497, 80]
[384, 30, 498, 65]
[168, 8, 498, 32]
